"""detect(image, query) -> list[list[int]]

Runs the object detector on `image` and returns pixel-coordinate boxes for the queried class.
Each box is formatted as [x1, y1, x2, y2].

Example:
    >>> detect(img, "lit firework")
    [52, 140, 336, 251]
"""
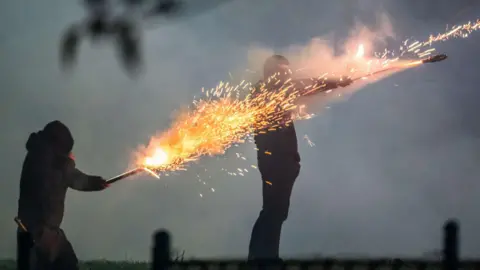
[134, 79, 302, 173]
[132, 18, 478, 176]
[385, 19, 479, 60]
[350, 19, 480, 78]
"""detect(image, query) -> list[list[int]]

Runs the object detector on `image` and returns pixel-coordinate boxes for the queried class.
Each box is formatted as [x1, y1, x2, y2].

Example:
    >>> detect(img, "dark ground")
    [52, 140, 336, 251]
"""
[0, 259, 149, 270]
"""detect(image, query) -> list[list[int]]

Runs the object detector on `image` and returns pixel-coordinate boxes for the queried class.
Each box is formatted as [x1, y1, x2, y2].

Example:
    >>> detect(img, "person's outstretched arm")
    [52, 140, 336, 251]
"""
[64, 157, 109, 191]
[292, 77, 353, 97]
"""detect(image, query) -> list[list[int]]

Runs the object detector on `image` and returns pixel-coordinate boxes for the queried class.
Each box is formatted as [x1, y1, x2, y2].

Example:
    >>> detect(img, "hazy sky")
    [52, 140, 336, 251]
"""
[1, 0, 480, 261]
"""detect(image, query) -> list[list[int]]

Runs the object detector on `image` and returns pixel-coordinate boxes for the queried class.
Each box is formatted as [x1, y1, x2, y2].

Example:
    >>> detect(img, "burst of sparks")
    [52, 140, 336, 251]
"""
[135, 75, 321, 173]
[401, 19, 480, 59]
[134, 18, 479, 176]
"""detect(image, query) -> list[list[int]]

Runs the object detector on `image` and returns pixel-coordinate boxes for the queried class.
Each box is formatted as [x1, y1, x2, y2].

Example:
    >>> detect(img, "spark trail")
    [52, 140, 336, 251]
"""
[133, 18, 479, 176]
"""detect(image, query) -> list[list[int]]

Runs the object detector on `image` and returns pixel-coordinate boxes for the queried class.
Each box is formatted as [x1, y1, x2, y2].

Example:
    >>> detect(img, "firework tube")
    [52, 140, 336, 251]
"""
[107, 168, 145, 184]
[351, 53, 448, 81]
[422, 53, 448, 63]
[14, 217, 28, 233]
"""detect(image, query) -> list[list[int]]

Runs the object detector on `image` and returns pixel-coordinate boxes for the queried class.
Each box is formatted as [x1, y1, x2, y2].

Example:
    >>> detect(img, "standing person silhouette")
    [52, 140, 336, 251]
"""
[16, 120, 109, 270]
[249, 55, 352, 261]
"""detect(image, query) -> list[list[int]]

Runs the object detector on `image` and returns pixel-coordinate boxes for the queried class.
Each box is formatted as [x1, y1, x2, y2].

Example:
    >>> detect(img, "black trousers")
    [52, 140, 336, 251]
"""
[248, 158, 300, 260]
[17, 231, 34, 270]
[17, 228, 79, 270]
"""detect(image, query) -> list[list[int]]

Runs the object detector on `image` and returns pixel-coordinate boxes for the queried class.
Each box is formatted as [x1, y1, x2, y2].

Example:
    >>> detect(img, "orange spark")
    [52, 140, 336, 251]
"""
[403, 60, 423, 67]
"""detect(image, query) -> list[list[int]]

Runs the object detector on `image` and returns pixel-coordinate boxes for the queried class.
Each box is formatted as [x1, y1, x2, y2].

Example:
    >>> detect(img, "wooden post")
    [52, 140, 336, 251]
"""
[152, 230, 171, 270]
[443, 219, 459, 270]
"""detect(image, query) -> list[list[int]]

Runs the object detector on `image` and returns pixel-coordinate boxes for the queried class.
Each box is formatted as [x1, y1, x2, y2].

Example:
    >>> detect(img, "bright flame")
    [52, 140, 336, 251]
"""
[144, 148, 169, 167]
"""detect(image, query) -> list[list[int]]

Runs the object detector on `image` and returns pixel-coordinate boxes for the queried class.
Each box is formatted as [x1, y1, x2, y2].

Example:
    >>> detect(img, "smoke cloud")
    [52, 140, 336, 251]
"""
[243, 12, 412, 115]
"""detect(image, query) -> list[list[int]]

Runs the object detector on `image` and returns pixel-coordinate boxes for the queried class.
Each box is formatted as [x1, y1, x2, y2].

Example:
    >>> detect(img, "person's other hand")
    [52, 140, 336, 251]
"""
[90, 176, 110, 190]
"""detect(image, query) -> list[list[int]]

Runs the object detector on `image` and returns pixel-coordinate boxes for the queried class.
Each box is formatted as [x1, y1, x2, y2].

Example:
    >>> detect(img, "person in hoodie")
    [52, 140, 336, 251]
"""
[248, 55, 352, 261]
[16, 120, 109, 270]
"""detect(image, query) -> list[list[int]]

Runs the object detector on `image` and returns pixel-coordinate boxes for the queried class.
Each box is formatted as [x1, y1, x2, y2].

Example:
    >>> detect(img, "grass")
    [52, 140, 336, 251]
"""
[0, 259, 150, 270]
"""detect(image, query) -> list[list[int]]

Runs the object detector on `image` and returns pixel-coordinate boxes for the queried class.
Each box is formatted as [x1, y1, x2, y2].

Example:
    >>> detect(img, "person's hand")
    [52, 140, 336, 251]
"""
[90, 176, 110, 191]
[337, 76, 353, 87]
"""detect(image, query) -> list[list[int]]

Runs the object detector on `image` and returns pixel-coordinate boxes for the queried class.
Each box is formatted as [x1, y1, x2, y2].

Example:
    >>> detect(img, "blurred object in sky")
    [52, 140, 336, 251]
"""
[60, 0, 235, 77]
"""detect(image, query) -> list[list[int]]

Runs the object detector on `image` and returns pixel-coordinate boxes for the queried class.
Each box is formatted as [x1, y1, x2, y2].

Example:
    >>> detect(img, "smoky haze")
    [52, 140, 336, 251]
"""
[1, 0, 480, 261]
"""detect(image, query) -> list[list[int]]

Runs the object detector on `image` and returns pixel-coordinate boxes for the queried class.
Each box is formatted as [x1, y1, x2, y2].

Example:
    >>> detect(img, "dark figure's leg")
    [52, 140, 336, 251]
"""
[32, 228, 60, 270]
[17, 231, 34, 270]
[248, 162, 300, 260]
[52, 230, 79, 270]
[32, 227, 79, 270]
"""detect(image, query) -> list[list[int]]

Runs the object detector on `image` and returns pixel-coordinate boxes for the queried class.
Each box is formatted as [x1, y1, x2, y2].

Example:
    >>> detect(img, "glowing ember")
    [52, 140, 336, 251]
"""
[355, 44, 365, 58]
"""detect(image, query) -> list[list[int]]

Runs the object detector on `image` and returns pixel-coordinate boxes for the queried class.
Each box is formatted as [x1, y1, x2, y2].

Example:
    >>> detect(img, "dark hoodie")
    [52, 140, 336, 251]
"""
[17, 121, 106, 231]
[253, 79, 301, 167]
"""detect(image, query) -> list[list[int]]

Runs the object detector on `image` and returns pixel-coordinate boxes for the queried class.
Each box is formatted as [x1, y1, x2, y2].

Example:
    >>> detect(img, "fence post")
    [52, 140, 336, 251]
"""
[152, 229, 171, 270]
[443, 219, 459, 270]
